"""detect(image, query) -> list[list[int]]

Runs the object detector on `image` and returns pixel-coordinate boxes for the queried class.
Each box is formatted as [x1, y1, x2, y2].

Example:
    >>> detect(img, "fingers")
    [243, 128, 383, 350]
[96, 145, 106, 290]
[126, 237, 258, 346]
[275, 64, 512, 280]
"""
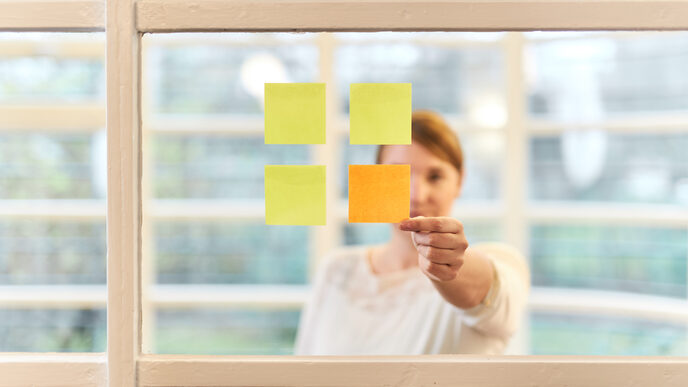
[400, 216, 463, 234]
[403, 217, 467, 282]
[419, 257, 457, 282]
[412, 231, 467, 250]
[415, 244, 462, 266]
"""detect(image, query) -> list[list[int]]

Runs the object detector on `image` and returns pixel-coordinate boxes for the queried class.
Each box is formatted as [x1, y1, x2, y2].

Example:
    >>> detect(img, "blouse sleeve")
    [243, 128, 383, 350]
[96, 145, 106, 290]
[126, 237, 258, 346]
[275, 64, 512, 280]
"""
[460, 243, 530, 341]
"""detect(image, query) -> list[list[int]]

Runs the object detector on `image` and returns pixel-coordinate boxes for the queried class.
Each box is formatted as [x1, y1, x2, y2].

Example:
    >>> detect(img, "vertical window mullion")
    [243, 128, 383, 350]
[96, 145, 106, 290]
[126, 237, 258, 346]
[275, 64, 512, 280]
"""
[502, 32, 530, 354]
[106, 0, 141, 385]
[312, 33, 342, 270]
[140, 35, 157, 355]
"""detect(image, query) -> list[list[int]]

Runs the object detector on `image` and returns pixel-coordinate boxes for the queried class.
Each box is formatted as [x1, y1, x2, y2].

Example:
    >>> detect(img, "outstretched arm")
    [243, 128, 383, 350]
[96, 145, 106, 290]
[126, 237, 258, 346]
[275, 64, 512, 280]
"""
[400, 216, 494, 309]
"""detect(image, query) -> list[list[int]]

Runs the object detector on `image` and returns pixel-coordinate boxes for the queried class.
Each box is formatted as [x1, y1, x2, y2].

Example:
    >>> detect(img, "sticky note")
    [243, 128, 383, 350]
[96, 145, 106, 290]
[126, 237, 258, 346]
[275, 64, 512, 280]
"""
[265, 165, 326, 225]
[348, 164, 410, 223]
[349, 83, 411, 145]
[264, 83, 326, 144]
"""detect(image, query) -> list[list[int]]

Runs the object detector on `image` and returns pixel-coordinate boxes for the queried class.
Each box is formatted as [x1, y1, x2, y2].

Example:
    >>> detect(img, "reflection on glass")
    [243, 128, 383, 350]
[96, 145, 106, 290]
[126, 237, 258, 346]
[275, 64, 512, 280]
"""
[155, 221, 308, 284]
[155, 308, 299, 355]
[0, 309, 106, 352]
[530, 133, 688, 204]
[531, 225, 687, 297]
[153, 135, 309, 199]
[531, 312, 688, 356]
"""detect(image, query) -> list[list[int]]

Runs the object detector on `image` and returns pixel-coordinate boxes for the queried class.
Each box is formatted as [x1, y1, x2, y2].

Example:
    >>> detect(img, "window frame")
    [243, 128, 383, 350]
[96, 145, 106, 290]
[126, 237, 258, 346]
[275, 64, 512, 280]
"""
[1, 0, 688, 386]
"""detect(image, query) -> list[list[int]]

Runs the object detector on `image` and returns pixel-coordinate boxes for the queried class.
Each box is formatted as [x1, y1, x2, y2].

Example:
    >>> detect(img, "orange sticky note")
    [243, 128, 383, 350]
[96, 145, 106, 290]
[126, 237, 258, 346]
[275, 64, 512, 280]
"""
[348, 164, 410, 223]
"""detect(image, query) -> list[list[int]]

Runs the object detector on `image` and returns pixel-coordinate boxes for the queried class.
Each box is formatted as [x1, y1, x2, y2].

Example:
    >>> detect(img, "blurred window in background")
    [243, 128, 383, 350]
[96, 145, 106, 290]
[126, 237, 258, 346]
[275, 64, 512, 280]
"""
[525, 32, 688, 355]
[0, 32, 106, 352]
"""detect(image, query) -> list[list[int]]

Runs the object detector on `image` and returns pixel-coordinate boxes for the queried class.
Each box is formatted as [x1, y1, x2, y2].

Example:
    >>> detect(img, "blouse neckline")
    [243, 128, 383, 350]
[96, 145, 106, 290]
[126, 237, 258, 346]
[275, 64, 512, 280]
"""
[362, 246, 422, 291]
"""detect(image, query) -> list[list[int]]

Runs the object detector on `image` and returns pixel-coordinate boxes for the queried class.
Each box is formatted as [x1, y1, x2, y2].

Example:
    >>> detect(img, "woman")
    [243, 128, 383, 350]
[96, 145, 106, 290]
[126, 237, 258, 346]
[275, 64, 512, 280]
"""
[295, 110, 530, 355]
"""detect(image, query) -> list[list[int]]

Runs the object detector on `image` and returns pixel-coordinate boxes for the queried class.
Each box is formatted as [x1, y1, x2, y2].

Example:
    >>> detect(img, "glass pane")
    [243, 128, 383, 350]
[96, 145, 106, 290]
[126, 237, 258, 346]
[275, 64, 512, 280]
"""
[336, 35, 505, 118]
[0, 33, 104, 103]
[144, 31, 687, 356]
[0, 220, 106, 284]
[344, 221, 501, 246]
[463, 222, 503, 244]
[526, 32, 688, 119]
[153, 135, 309, 199]
[340, 132, 503, 202]
[0, 308, 106, 352]
[155, 308, 299, 355]
[342, 223, 391, 246]
[459, 132, 503, 201]
[530, 133, 688, 204]
[0, 132, 106, 199]
[147, 33, 317, 115]
[530, 224, 687, 298]
[144, 32, 511, 355]
[155, 221, 308, 284]
[144, 33, 320, 355]
[0, 32, 106, 353]
[530, 312, 688, 356]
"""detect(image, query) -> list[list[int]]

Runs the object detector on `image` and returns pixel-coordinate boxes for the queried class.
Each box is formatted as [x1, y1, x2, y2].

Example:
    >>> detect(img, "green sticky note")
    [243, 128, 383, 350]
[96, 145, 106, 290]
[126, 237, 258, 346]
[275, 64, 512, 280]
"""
[264, 83, 326, 144]
[349, 83, 411, 145]
[265, 165, 326, 225]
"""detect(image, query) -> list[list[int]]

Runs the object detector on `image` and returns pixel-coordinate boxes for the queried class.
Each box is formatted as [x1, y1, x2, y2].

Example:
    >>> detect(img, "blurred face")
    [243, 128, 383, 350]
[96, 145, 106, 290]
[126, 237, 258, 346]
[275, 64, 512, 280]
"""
[380, 143, 462, 218]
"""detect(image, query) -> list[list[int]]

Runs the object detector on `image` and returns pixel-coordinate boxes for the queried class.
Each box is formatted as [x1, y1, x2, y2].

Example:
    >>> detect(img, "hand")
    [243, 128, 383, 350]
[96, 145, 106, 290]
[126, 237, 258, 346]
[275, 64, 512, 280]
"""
[399, 216, 468, 282]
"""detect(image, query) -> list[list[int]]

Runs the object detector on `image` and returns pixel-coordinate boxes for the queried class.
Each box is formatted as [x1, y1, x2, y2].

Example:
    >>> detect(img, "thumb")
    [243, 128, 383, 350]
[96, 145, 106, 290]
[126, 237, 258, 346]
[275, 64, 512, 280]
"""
[411, 231, 419, 249]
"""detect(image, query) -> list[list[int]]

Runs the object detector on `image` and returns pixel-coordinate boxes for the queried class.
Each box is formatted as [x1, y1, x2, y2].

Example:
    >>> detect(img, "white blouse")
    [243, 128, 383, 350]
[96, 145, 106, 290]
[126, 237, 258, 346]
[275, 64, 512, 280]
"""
[294, 242, 530, 355]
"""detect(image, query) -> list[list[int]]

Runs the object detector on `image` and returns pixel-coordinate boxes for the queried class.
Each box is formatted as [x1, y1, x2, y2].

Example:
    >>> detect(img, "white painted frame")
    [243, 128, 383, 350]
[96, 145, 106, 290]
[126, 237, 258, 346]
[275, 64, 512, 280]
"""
[135, 0, 688, 32]
[2, 0, 688, 386]
[0, 0, 103, 31]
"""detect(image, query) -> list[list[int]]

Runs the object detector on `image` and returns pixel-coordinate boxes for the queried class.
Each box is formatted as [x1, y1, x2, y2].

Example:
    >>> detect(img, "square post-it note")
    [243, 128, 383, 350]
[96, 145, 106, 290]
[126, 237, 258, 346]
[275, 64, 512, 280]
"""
[265, 165, 326, 225]
[264, 83, 326, 144]
[348, 164, 410, 223]
[349, 83, 411, 145]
